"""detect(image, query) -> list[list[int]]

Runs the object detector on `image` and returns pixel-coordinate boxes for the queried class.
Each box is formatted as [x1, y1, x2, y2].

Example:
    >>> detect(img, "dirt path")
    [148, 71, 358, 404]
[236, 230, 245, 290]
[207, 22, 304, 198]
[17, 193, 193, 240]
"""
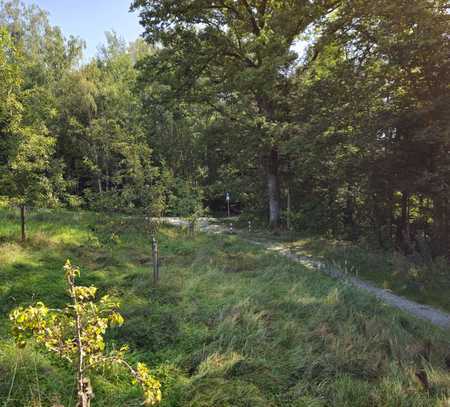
[162, 217, 450, 330]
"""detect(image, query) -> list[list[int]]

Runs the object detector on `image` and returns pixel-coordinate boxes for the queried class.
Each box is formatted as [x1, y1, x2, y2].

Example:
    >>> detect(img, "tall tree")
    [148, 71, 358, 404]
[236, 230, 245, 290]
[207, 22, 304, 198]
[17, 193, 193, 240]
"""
[285, 0, 449, 254]
[132, 0, 341, 227]
[0, 28, 57, 241]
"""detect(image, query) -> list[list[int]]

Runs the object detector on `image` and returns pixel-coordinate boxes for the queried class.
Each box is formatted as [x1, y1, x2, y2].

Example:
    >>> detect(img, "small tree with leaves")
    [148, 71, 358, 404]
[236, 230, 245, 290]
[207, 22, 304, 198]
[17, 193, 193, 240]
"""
[0, 27, 61, 241]
[2, 125, 58, 241]
[9, 260, 162, 407]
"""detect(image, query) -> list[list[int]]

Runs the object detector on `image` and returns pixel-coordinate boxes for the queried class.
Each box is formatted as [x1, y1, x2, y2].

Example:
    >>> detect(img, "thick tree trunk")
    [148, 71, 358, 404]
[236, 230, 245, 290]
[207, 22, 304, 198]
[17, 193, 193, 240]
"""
[343, 193, 355, 240]
[267, 148, 281, 229]
[20, 205, 26, 242]
[397, 191, 414, 253]
[255, 95, 281, 229]
[432, 195, 449, 258]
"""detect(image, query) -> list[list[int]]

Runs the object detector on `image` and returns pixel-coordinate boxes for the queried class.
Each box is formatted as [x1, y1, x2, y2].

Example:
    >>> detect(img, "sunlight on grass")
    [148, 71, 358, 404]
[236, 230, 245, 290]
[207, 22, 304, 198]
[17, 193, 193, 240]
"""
[0, 208, 449, 406]
[0, 243, 29, 265]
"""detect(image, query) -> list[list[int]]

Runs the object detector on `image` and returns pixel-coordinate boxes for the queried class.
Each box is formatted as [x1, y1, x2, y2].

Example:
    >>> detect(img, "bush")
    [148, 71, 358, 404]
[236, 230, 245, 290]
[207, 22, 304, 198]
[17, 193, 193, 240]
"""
[0, 196, 9, 208]
[167, 180, 204, 217]
[65, 194, 85, 209]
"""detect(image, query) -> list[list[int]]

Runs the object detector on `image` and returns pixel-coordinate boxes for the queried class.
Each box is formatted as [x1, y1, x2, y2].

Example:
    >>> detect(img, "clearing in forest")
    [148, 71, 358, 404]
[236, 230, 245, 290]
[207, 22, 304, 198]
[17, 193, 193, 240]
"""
[0, 209, 450, 406]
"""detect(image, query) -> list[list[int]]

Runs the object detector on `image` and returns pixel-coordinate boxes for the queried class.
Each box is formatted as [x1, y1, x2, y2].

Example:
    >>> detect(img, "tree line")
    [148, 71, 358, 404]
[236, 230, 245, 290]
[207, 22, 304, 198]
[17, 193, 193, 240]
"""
[0, 0, 449, 258]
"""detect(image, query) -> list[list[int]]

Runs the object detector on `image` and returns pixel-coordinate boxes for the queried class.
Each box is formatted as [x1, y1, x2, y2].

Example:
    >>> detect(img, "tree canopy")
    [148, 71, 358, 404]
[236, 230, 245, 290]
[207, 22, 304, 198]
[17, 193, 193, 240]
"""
[0, 0, 448, 257]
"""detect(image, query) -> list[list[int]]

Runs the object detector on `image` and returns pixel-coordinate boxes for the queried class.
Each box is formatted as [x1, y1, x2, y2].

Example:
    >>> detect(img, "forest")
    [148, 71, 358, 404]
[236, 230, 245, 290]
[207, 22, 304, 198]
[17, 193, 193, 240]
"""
[0, 0, 448, 255]
[0, 0, 449, 406]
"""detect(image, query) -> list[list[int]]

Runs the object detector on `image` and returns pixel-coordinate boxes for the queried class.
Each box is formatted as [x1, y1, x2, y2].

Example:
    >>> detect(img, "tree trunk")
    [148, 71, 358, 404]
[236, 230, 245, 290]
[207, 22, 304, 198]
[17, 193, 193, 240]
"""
[343, 195, 355, 240]
[397, 191, 414, 253]
[267, 148, 281, 229]
[69, 273, 93, 407]
[97, 177, 103, 194]
[432, 195, 449, 258]
[77, 378, 92, 407]
[20, 205, 26, 242]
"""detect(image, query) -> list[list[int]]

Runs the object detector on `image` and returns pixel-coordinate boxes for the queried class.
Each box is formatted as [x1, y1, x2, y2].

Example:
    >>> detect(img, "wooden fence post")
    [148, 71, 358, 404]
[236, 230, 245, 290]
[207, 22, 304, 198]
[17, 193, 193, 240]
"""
[152, 237, 159, 284]
[20, 205, 26, 242]
[189, 218, 196, 236]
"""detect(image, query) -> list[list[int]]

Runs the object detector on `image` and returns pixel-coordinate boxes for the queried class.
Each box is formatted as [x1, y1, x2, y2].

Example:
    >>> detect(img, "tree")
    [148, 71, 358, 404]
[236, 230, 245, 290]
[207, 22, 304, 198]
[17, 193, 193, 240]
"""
[131, 0, 341, 227]
[0, 27, 60, 241]
[284, 0, 449, 255]
[0, 27, 22, 165]
[0, 1, 85, 240]
[3, 126, 56, 241]
[10, 260, 162, 407]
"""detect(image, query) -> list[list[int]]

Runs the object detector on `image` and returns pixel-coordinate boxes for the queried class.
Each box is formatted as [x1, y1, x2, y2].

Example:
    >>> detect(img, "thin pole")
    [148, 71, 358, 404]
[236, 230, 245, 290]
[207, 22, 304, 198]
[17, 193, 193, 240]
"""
[152, 237, 159, 284]
[20, 205, 26, 242]
[287, 187, 291, 231]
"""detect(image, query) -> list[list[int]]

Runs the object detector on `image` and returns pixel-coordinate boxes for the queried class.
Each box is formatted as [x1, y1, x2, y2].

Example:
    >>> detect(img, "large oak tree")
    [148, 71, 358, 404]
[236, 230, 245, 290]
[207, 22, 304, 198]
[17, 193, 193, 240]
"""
[131, 0, 341, 227]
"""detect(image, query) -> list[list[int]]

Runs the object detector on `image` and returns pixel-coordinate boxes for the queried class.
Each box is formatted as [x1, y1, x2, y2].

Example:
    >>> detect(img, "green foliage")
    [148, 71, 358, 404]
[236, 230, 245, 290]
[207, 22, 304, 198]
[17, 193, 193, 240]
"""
[0, 24, 64, 241]
[9, 259, 161, 406]
[269, 0, 450, 257]
[132, 0, 345, 226]
[0, 27, 22, 139]
[2, 125, 56, 207]
[129, 0, 450, 252]
[2, 0, 449, 256]
[167, 179, 204, 218]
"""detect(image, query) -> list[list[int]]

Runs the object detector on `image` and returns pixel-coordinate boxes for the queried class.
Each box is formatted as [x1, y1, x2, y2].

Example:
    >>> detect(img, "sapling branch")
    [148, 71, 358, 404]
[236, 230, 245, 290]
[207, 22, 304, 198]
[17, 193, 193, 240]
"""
[9, 260, 161, 407]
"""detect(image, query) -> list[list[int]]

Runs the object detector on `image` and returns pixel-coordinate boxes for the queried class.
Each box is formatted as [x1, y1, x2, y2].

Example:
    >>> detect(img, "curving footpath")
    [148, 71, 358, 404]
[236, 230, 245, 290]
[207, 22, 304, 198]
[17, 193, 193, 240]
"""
[161, 217, 450, 330]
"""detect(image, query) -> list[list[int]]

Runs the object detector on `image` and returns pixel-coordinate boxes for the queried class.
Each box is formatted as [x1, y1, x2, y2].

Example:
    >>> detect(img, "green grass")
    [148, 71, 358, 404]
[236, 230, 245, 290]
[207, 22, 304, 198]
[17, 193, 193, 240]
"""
[1, 209, 450, 406]
[270, 235, 450, 314]
[227, 215, 450, 313]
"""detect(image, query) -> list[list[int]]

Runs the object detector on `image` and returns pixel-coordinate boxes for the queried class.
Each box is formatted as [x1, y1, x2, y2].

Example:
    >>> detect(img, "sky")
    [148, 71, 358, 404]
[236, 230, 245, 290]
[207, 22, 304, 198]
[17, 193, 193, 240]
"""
[22, 0, 144, 61]
[20, 1, 308, 62]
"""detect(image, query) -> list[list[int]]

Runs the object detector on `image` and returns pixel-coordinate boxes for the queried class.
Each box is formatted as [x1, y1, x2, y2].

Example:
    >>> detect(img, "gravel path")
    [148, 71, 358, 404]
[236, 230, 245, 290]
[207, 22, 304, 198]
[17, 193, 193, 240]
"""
[162, 217, 450, 330]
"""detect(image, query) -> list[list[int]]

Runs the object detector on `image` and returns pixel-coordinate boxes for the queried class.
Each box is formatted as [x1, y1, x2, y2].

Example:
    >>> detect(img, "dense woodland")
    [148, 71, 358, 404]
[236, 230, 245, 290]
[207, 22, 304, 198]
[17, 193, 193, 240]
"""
[0, 0, 449, 258]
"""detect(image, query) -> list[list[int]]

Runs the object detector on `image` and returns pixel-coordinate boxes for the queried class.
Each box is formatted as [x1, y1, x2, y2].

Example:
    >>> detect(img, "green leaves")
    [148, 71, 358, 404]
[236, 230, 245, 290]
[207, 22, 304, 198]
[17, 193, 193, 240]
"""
[0, 27, 61, 228]
[10, 260, 162, 406]
[136, 362, 163, 406]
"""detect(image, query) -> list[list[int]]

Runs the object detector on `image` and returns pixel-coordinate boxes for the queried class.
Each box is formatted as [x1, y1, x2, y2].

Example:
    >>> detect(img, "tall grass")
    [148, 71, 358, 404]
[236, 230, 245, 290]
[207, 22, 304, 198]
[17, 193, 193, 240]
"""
[0, 209, 449, 406]
[286, 235, 450, 313]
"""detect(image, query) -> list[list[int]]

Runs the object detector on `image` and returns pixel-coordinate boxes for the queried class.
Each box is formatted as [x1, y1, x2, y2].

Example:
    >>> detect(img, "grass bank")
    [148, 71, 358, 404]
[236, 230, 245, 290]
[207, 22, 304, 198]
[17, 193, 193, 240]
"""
[0, 209, 450, 406]
[271, 236, 450, 314]
[225, 214, 450, 314]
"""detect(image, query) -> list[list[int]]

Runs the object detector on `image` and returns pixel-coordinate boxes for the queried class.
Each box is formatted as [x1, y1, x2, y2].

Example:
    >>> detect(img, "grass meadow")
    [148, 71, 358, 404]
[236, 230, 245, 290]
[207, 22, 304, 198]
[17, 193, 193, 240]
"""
[0, 209, 450, 406]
